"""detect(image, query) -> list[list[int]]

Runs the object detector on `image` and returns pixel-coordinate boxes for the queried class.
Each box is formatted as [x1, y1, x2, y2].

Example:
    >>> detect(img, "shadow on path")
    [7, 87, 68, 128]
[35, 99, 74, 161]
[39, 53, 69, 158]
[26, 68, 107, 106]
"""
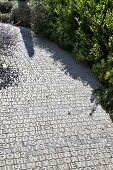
[33, 36, 102, 115]
[20, 27, 34, 58]
[17, 0, 34, 58]
[33, 37, 102, 90]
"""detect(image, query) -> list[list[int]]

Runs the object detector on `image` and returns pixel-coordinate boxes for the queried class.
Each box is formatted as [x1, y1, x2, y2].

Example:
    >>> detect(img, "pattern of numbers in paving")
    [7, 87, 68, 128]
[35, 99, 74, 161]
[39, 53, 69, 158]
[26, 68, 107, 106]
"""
[0, 24, 113, 170]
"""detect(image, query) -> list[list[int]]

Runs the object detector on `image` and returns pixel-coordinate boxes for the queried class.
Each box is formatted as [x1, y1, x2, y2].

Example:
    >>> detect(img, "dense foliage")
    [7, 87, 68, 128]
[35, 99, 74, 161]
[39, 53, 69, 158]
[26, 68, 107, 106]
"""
[11, 2, 31, 27]
[34, 0, 113, 119]
[0, 1, 13, 13]
[30, 0, 48, 34]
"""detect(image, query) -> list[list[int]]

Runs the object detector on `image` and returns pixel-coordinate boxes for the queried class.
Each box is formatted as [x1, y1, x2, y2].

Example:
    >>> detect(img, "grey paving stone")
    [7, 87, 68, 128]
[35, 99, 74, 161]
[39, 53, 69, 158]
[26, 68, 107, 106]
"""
[0, 23, 113, 170]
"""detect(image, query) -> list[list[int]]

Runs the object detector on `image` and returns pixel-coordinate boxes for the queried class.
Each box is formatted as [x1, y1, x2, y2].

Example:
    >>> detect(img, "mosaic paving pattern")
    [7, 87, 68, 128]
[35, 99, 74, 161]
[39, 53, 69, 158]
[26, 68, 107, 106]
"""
[0, 24, 113, 170]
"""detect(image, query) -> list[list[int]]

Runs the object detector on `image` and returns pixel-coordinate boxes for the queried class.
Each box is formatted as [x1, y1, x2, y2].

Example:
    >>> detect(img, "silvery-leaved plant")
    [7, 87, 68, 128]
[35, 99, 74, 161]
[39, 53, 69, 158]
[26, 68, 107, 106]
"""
[0, 23, 18, 57]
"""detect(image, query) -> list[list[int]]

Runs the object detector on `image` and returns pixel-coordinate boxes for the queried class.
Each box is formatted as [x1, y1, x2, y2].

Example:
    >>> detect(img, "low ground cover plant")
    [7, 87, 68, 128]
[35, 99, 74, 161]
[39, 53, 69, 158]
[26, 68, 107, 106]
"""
[0, 23, 18, 57]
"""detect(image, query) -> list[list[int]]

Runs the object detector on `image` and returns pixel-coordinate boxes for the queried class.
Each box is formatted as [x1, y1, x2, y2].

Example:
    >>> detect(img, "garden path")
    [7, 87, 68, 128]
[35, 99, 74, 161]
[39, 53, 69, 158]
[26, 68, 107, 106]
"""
[0, 24, 113, 170]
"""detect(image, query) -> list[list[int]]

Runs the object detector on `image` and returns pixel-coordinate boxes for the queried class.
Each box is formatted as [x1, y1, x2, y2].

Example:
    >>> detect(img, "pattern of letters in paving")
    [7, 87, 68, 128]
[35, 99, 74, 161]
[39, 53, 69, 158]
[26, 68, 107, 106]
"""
[0, 24, 113, 170]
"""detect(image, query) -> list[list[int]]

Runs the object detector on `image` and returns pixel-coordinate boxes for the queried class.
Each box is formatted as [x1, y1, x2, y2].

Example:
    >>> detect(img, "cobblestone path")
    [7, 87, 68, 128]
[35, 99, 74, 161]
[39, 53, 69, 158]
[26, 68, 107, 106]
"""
[0, 24, 113, 170]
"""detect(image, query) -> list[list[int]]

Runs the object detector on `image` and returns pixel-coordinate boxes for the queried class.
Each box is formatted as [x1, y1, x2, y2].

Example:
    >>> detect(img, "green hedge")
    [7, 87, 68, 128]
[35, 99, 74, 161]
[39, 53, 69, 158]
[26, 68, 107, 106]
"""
[35, 0, 113, 119]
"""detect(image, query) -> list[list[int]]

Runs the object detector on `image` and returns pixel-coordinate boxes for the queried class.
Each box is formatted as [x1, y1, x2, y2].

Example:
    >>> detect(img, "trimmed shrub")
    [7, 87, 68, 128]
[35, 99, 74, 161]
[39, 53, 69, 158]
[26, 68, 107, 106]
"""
[30, 1, 48, 35]
[0, 1, 13, 14]
[11, 2, 31, 27]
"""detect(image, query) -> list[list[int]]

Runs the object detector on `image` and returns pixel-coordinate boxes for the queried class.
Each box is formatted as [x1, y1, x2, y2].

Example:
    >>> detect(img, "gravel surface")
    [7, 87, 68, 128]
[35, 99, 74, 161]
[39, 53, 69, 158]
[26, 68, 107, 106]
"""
[0, 23, 113, 170]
